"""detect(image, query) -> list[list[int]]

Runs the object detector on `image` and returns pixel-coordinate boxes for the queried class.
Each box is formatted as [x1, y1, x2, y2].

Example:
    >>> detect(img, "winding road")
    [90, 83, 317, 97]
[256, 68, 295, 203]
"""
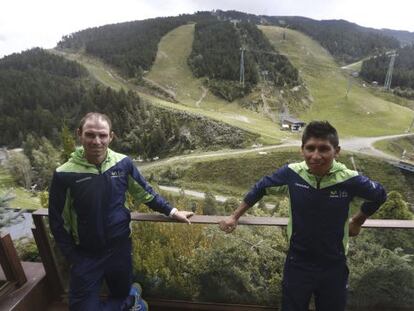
[140, 133, 413, 170]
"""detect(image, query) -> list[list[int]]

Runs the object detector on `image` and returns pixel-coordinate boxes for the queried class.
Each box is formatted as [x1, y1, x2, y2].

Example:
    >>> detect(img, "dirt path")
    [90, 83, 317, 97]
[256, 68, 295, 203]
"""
[140, 133, 413, 170]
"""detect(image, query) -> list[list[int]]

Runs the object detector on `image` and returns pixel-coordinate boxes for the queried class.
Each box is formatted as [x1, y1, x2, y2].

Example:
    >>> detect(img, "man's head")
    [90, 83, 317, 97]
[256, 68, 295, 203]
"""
[301, 121, 340, 176]
[77, 112, 114, 165]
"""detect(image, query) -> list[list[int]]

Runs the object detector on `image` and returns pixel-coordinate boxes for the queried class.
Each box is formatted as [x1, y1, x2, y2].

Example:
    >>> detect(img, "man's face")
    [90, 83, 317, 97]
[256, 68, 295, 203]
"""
[78, 118, 113, 164]
[301, 137, 340, 176]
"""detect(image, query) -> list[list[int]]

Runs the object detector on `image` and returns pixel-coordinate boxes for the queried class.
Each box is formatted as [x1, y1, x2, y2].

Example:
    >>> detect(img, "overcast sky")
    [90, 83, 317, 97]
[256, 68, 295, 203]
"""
[1, 0, 413, 58]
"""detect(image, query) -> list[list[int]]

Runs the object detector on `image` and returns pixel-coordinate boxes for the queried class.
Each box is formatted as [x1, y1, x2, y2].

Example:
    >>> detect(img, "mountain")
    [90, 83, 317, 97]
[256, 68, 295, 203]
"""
[0, 48, 258, 155]
[360, 45, 414, 98]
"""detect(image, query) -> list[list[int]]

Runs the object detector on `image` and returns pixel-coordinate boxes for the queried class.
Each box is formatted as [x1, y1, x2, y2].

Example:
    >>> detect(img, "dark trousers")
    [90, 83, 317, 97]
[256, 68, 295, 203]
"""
[69, 238, 132, 311]
[281, 255, 348, 311]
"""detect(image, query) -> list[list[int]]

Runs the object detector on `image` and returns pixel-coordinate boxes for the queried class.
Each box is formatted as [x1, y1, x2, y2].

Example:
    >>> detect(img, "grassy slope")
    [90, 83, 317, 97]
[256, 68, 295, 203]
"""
[260, 26, 414, 137]
[144, 148, 414, 207]
[0, 169, 41, 210]
[374, 136, 414, 160]
[53, 46, 285, 145]
[54, 24, 414, 142]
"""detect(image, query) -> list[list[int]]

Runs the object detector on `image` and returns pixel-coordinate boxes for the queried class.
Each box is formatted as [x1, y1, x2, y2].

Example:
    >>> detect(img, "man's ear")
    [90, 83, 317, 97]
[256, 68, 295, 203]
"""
[109, 131, 115, 143]
[76, 128, 82, 138]
[334, 146, 341, 158]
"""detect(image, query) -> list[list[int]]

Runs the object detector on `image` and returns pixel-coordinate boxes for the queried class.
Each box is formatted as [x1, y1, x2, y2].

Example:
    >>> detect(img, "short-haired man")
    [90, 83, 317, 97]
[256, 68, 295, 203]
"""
[219, 121, 386, 311]
[49, 112, 193, 310]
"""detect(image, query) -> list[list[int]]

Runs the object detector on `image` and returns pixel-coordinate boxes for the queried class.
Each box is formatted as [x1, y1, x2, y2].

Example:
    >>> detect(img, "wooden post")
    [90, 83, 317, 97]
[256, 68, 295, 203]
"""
[32, 212, 64, 299]
[0, 233, 27, 286]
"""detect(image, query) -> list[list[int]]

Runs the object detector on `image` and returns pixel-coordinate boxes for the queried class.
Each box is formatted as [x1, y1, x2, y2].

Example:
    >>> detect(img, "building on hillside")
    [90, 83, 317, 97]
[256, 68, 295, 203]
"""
[280, 116, 306, 132]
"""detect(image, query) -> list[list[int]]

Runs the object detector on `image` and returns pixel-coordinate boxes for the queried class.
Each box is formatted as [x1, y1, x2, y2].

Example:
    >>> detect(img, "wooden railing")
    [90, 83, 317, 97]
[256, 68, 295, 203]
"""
[31, 208, 414, 310]
[0, 233, 27, 297]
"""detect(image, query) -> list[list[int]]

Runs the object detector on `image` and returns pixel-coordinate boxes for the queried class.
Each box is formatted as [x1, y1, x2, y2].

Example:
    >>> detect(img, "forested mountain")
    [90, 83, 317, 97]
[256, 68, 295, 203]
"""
[0, 48, 89, 146]
[57, 12, 217, 78]
[262, 17, 400, 64]
[380, 28, 414, 46]
[57, 17, 189, 78]
[360, 45, 414, 98]
[56, 9, 404, 96]
[0, 49, 257, 156]
[188, 20, 299, 101]
[213, 10, 401, 64]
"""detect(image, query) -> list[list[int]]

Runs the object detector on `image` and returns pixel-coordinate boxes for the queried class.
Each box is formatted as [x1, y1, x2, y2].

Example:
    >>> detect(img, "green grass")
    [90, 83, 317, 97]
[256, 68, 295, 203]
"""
[374, 136, 414, 160]
[260, 26, 414, 137]
[144, 147, 414, 204]
[0, 168, 41, 210]
[0, 168, 14, 187]
[54, 26, 414, 141]
[53, 47, 285, 145]
[9, 188, 41, 210]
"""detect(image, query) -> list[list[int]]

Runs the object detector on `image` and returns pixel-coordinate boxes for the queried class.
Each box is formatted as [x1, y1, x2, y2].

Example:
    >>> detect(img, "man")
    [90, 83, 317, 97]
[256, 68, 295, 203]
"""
[49, 112, 193, 310]
[219, 121, 386, 311]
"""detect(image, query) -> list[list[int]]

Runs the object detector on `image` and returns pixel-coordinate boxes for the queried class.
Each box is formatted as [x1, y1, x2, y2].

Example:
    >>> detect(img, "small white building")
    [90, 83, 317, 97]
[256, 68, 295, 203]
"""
[280, 117, 306, 132]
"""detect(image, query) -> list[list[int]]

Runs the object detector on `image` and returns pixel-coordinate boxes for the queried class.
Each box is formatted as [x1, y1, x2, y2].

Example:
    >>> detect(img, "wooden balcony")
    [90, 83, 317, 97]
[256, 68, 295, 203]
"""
[1, 209, 413, 310]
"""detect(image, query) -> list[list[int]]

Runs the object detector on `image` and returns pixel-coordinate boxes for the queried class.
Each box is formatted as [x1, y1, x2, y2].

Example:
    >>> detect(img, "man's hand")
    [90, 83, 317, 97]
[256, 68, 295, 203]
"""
[172, 211, 194, 224]
[349, 211, 368, 237]
[348, 218, 362, 237]
[219, 216, 238, 234]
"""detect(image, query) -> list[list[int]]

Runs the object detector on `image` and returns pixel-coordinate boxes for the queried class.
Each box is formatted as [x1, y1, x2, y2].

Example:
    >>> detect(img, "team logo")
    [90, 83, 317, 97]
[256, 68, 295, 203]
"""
[111, 170, 125, 178]
[295, 182, 309, 189]
[329, 190, 348, 198]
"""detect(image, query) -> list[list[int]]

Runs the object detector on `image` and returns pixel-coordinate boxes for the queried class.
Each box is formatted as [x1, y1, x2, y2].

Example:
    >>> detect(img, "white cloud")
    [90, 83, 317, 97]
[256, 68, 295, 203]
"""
[1, 0, 413, 58]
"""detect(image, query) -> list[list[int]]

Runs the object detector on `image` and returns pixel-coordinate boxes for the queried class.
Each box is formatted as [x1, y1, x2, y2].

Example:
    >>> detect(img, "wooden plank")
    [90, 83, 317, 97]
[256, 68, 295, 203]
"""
[131, 213, 289, 226]
[33, 208, 414, 229]
[146, 298, 278, 310]
[0, 234, 27, 286]
[31, 214, 64, 299]
[130, 213, 414, 229]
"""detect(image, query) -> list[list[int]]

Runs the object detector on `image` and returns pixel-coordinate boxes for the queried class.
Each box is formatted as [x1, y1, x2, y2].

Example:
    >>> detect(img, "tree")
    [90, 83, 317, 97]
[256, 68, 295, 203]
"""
[202, 191, 218, 215]
[60, 123, 76, 162]
[375, 191, 413, 220]
[6, 152, 32, 189]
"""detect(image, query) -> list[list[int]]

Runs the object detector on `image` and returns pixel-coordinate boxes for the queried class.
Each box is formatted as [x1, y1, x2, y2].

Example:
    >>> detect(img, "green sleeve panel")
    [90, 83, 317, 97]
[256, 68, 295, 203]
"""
[266, 185, 289, 195]
[62, 189, 79, 245]
[128, 176, 154, 205]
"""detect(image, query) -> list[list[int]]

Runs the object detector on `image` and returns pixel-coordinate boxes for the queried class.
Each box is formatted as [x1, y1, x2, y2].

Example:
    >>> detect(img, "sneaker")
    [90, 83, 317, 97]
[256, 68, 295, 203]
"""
[129, 283, 149, 311]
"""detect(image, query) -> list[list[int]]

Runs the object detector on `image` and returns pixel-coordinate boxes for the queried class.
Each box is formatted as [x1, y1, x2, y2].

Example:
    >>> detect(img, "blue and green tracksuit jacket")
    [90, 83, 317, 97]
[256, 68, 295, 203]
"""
[244, 160, 387, 263]
[48, 147, 172, 263]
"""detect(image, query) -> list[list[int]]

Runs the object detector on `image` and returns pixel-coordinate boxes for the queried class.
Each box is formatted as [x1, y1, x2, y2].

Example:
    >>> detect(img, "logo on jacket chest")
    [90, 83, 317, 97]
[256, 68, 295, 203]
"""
[329, 190, 348, 198]
[111, 170, 126, 178]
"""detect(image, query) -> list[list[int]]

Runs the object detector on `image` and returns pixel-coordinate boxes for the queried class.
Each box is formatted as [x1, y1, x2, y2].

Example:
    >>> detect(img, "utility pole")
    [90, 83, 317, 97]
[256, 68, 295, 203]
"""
[239, 47, 245, 87]
[384, 52, 397, 91]
[407, 116, 414, 133]
[345, 75, 352, 98]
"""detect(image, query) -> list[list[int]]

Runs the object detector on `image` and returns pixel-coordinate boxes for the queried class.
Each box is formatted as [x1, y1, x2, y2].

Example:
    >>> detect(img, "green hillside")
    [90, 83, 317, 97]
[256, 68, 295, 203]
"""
[146, 24, 214, 105]
[374, 135, 414, 160]
[55, 23, 414, 141]
[143, 148, 414, 207]
[55, 47, 286, 145]
[261, 26, 414, 136]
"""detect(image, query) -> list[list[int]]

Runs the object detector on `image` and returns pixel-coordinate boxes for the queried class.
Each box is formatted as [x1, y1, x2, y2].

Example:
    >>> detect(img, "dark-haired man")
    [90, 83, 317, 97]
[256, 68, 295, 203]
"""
[219, 121, 386, 311]
[49, 112, 193, 310]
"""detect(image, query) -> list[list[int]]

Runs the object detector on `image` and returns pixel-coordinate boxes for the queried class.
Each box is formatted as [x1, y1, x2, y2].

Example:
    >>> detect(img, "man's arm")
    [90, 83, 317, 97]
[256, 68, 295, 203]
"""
[349, 175, 387, 237]
[219, 166, 289, 233]
[128, 159, 193, 223]
[48, 171, 79, 263]
[349, 210, 368, 237]
[219, 201, 250, 233]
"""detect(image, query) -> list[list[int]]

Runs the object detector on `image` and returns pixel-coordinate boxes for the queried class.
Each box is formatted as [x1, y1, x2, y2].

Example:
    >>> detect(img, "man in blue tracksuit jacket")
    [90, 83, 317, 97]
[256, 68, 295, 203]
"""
[49, 112, 193, 310]
[219, 121, 387, 311]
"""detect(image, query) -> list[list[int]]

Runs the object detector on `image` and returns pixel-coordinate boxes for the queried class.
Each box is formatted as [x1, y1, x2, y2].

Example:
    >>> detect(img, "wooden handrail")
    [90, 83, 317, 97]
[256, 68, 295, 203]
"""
[32, 208, 414, 229]
[0, 233, 27, 287]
